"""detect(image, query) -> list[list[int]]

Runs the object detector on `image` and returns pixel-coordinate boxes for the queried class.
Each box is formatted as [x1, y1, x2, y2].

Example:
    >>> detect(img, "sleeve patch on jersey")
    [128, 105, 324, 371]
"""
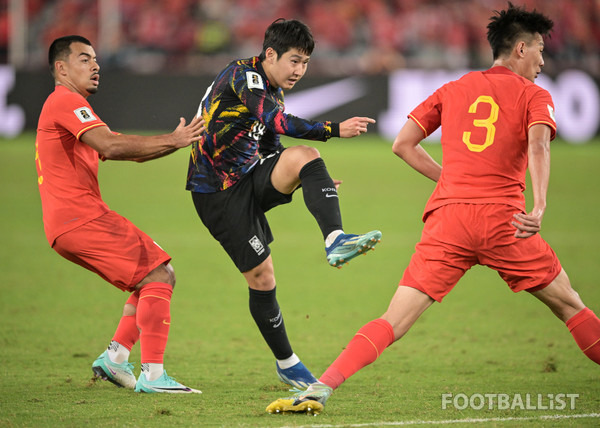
[74, 107, 97, 123]
[547, 105, 556, 123]
[246, 71, 265, 90]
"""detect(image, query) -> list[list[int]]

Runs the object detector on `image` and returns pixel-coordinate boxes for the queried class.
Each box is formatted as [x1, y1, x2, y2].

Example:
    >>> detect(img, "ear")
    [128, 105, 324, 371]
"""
[54, 60, 66, 76]
[265, 47, 277, 63]
[516, 41, 526, 57]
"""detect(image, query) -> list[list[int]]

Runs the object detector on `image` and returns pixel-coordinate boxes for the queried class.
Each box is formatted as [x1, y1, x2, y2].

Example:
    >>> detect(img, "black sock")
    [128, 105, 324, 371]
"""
[299, 158, 343, 239]
[248, 287, 292, 360]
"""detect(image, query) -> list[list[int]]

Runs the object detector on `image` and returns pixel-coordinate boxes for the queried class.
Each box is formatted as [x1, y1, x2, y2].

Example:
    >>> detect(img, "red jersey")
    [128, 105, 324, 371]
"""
[35, 85, 109, 245]
[409, 66, 556, 220]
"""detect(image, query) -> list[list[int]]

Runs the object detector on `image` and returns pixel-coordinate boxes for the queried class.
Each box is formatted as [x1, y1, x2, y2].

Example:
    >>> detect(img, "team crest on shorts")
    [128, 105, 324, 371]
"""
[74, 107, 96, 123]
[249, 235, 265, 255]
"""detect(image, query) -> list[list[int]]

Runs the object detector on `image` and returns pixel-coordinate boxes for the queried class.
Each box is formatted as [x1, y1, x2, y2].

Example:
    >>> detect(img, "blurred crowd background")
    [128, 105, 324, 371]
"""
[1, 0, 599, 77]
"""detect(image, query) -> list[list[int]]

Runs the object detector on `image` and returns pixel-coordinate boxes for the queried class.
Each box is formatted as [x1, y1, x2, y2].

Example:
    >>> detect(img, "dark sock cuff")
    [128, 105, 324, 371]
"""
[299, 157, 327, 180]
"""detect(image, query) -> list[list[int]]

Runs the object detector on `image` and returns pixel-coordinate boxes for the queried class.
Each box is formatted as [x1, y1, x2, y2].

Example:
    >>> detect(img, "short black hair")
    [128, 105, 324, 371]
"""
[487, 2, 553, 59]
[258, 19, 315, 61]
[48, 35, 92, 75]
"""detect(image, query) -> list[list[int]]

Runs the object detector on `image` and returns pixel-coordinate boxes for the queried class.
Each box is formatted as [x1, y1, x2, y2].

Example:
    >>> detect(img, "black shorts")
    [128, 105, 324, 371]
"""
[191, 151, 295, 273]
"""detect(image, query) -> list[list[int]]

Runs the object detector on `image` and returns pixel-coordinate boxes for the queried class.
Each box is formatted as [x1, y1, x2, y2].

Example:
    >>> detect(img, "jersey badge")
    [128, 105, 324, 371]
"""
[74, 107, 97, 123]
[246, 71, 265, 90]
[547, 105, 556, 123]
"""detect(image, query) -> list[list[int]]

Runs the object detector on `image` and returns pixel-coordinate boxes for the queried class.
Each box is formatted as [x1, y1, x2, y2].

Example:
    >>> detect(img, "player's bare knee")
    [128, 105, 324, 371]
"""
[151, 263, 175, 286]
[299, 145, 320, 163]
[122, 302, 136, 316]
[136, 262, 175, 289]
[248, 274, 276, 291]
[287, 145, 320, 166]
[164, 262, 176, 287]
[244, 268, 275, 291]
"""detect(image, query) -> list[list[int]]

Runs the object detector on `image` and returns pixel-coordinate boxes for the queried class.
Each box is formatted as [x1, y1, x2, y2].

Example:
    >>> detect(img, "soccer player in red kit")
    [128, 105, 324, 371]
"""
[36, 35, 204, 393]
[266, 3, 600, 413]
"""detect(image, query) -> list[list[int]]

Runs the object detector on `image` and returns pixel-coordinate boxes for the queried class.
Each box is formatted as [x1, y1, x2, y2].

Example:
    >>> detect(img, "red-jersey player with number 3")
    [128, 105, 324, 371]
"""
[36, 35, 204, 394]
[266, 2, 600, 414]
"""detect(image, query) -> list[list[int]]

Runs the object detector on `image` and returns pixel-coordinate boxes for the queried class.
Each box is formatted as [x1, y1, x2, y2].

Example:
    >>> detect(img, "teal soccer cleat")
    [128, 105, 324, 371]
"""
[134, 371, 201, 394]
[92, 350, 136, 389]
[266, 382, 333, 415]
[326, 230, 382, 268]
[276, 360, 317, 389]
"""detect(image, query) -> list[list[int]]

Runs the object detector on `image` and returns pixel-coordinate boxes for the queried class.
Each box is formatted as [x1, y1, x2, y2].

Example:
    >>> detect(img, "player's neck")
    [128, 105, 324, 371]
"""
[491, 58, 516, 74]
[56, 81, 91, 99]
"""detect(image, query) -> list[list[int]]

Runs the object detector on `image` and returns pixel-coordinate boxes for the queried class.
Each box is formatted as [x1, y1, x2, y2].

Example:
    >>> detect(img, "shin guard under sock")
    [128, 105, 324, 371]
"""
[566, 307, 600, 364]
[320, 318, 395, 389]
[299, 158, 343, 239]
[137, 282, 172, 364]
[249, 287, 293, 360]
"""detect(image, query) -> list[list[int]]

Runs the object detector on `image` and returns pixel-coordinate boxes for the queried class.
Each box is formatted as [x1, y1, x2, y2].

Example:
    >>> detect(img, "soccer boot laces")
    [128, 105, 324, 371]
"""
[276, 360, 318, 389]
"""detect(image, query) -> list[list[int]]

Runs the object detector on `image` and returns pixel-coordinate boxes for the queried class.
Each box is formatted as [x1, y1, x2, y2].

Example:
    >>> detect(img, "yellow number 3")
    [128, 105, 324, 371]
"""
[462, 95, 499, 152]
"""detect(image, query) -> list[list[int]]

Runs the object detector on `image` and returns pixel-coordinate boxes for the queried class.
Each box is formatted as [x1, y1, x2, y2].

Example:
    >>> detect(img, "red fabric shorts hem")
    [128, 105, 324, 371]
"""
[399, 203, 562, 302]
[53, 211, 171, 291]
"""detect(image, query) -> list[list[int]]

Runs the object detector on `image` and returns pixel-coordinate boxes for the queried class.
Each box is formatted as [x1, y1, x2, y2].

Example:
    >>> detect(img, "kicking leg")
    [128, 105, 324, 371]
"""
[271, 146, 381, 268]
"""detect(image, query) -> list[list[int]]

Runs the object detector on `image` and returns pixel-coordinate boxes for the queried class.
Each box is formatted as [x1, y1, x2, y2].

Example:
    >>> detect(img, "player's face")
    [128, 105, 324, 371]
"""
[56, 42, 100, 97]
[267, 48, 310, 90]
[521, 33, 545, 83]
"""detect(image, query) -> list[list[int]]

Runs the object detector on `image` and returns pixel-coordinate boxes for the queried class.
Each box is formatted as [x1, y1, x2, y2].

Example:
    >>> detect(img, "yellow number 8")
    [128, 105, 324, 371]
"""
[462, 95, 499, 152]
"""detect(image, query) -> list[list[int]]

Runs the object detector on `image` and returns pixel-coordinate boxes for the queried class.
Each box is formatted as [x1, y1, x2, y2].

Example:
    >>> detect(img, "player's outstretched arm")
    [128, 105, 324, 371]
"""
[338, 117, 376, 138]
[130, 117, 206, 162]
[81, 116, 205, 162]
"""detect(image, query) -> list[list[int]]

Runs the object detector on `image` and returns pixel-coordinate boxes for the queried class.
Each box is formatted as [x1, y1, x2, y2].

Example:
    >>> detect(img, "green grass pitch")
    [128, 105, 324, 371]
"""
[1, 133, 599, 427]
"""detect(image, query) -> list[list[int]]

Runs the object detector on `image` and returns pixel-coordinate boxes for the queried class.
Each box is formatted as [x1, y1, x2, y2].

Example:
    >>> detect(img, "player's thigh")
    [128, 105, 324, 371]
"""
[270, 145, 319, 194]
[192, 183, 273, 273]
[479, 206, 561, 293]
[252, 152, 294, 212]
[400, 206, 476, 302]
[53, 211, 171, 291]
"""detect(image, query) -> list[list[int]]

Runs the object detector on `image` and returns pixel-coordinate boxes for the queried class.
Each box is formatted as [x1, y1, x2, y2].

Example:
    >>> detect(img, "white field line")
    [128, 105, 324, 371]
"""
[279, 412, 600, 428]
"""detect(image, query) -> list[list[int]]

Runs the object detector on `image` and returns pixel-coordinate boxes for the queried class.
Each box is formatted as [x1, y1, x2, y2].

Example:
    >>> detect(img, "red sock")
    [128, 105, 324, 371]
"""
[319, 318, 395, 390]
[566, 307, 600, 365]
[137, 282, 173, 364]
[112, 291, 140, 350]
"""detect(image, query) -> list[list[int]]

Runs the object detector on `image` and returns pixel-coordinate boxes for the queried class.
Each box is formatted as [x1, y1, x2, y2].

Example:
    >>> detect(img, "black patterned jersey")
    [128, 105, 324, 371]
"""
[186, 56, 339, 193]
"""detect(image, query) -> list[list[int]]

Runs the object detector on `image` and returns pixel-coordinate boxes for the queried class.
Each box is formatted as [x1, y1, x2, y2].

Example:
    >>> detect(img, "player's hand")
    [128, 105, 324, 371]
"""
[339, 117, 376, 138]
[333, 179, 343, 190]
[512, 210, 543, 238]
[172, 116, 206, 148]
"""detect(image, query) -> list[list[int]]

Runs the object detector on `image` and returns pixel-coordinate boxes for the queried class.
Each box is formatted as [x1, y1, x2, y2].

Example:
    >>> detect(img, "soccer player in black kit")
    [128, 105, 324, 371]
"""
[186, 19, 380, 388]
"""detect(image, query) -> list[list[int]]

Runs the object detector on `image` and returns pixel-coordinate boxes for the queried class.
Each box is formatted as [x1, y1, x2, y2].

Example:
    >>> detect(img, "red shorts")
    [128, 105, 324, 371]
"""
[53, 211, 171, 292]
[400, 204, 561, 302]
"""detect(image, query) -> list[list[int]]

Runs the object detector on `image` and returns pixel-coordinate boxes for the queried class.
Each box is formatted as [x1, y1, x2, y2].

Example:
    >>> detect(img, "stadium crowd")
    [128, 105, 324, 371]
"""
[3, 0, 599, 76]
